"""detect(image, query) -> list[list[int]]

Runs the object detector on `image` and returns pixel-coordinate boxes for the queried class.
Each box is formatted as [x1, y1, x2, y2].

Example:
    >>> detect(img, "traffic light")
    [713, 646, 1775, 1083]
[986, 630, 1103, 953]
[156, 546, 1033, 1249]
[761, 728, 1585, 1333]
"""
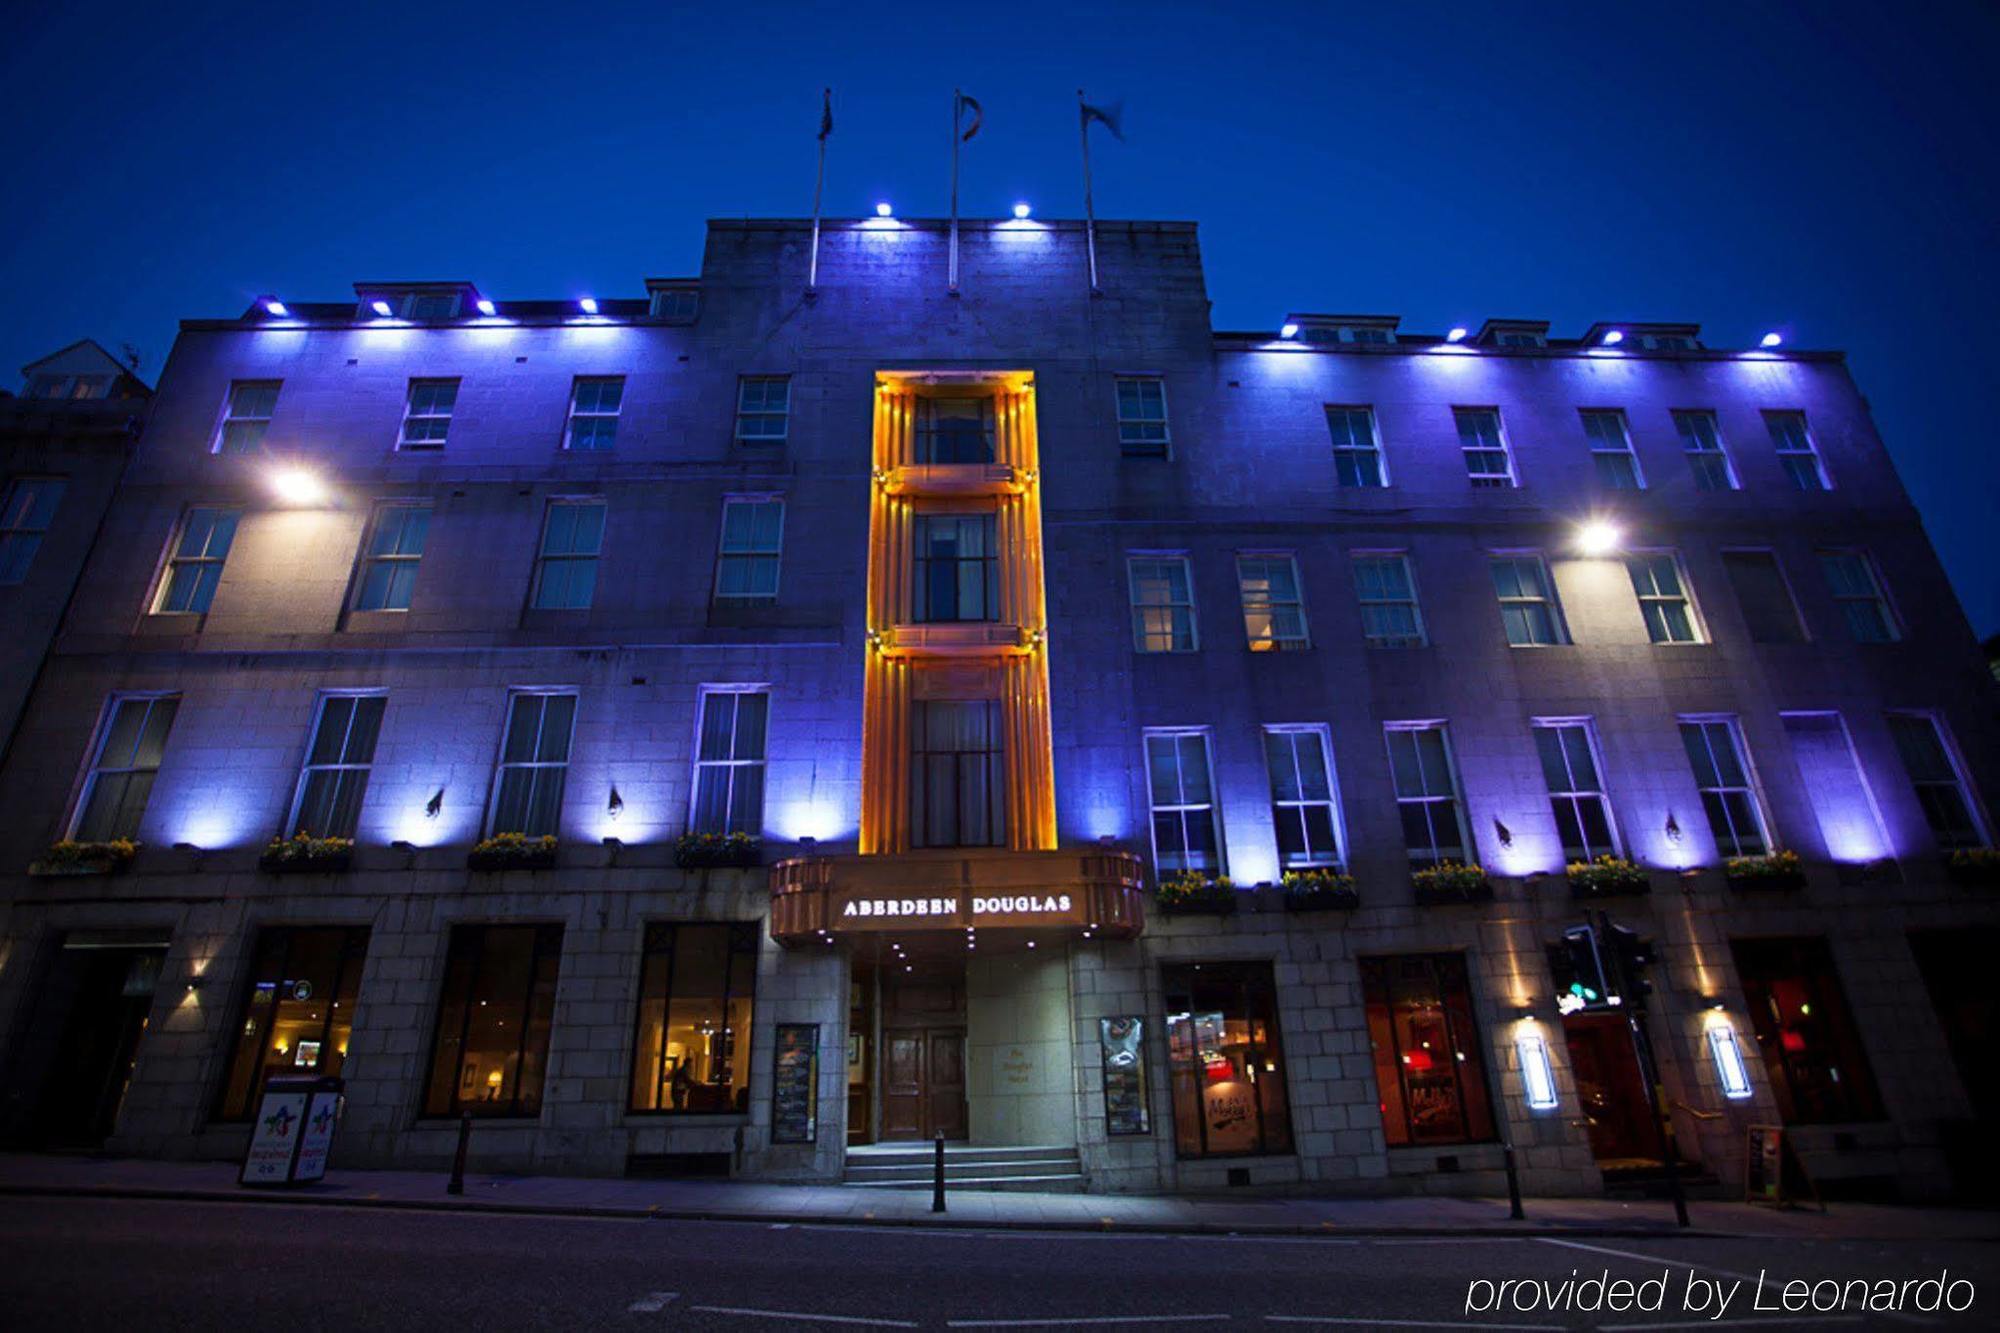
[1556, 924, 1611, 1014]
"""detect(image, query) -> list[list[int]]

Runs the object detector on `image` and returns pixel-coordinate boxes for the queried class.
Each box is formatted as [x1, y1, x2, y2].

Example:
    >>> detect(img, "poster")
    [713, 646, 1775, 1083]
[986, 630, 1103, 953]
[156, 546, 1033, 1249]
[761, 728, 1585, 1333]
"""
[772, 1023, 818, 1144]
[240, 1089, 310, 1184]
[292, 1091, 341, 1182]
[1099, 1016, 1150, 1136]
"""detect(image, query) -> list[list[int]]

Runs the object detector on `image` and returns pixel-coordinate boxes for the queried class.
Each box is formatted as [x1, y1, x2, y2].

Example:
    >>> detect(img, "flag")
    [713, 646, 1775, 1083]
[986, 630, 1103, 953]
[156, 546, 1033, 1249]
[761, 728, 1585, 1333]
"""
[957, 92, 984, 141]
[1081, 99, 1124, 140]
[818, 88, 833, 141]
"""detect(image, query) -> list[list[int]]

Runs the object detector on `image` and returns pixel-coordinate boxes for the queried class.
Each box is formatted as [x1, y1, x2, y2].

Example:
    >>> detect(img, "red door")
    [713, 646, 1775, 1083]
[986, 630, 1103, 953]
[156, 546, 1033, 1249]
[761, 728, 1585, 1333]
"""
[1561, 1013, 1655, 1164]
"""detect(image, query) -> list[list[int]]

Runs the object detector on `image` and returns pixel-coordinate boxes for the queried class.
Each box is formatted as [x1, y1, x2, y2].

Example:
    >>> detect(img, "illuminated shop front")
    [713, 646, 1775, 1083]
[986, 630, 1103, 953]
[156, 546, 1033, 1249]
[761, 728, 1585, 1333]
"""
[1163, 962, 1292, 1158]
[216, 926, 368, 1120]
[1360, 954, 1497, 1148]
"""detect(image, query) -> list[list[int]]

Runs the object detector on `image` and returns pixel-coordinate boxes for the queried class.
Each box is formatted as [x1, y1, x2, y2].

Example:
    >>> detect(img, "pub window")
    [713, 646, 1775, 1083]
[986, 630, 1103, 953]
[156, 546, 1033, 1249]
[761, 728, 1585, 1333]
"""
[1145, 728, 1220, 874]
[215, 926, 370, 1121]
[0, 477, 65, 585]
[910, 699, 1006, 848]
[72, 694, 179, 843]
[1360, 953, 1498, 1147]
[422, 923, 563, 1119]
[488, 691, 576, 837]
[913, 514, 999, 623]
[915, 396, 996, 464]
[288, 693, 387, 838]
[1730, 936, 1884, 1125]
[629, 922, 759, 1114]
[1163, 961, 1293, 1158]
[1237, 553, 1308, 652]
[691, 688, 769, 835]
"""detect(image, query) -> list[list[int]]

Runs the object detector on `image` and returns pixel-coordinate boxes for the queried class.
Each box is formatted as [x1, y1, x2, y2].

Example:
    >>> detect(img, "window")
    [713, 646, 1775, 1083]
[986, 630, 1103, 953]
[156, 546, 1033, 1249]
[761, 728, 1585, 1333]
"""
[212, 380, 280, 454]
[423, 923, 562, 1118]
[1673, 410, 1737, 491]
[1534, 721, 1617, 860]
[1352, 553, 1425, 647]
[30, 372, 110, 399]
[1145, 730, 1219, 874]
[1115, 377, 1169, 457]
[1128, 555, 1197, 652]
[1626, 553, 1702, 643]
[1360, 954, 1497, 1147]
[650, 287, 700, 321]
[1765, 410, 1828, 491]
[0, 478, 64, 584]
[289, 694, 386, 838]
[692, 689, 768, 835]
[1818, 550, 1898, 642]
[1453, 408, 1515, 487]
[72, 695, 179, 842]
[1489, 555, 1567, 646]
[1237, 554, 1308, 651]
[910, 700, 1006, 848]
[1497, 331, 1544, 348]
[916, 396, 995, 465]
[530, 500, 604, 611]
[913, 514, 998, 623]
[1385, 724, 1468, 867]
[398, 379, 458, 450]
[630, 923, 759, 1114]
[1782, 713, 1886, 863]
[1325, 406, 1385, 487]
[564, 377, 624, 451]
[1580, 410, 1642, 489]
[714, 497, 784, 601]
[405, 291, 460, 319]
[1678, 718, 1768, 857]
[153, 507, 240, 614]
[1886, 713, 1986, 849]
[489, 692, 576, 837]
[216, 927, 369, 1121]
[734, 376, 790, 446]
[1264, 725, 1342, 868]
[353, 504, 430, 612]
[1730, 937, 1883, 1124]
[1162, 961, 1292, 1158]
[1722, 550, 1806, 644]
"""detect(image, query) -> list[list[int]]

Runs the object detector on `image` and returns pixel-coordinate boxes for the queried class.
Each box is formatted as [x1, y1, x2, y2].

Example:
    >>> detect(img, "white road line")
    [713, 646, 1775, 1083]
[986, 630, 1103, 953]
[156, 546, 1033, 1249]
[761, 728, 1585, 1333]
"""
[687, 1307, 918, 1328]
[949, 1318, 1231, 1328]
[1264, 1318, 1562, 1330]
[1534, 1236, 1764, 1284]
[1603, 1318, 1864, 1330]
[626, 1291, 678, 1313]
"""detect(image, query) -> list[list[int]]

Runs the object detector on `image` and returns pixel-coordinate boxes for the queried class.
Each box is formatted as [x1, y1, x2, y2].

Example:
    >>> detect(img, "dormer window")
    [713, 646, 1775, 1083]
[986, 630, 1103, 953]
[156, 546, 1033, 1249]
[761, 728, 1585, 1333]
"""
[405, 292, 460, 320]
[1475, 320, 1551, 349]
[1287, 315, 1399, 346]
[648, 286, 700, 321]
[353, 283, 476, 322]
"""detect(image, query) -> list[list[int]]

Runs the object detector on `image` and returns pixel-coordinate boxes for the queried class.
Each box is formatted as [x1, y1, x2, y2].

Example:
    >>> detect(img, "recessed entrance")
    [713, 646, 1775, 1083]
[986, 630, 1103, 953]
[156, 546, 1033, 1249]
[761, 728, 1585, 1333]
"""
[1560, 1011, 1656, 1166]
[859, 957, 968, 1142]
[4, 934, 166, 1149]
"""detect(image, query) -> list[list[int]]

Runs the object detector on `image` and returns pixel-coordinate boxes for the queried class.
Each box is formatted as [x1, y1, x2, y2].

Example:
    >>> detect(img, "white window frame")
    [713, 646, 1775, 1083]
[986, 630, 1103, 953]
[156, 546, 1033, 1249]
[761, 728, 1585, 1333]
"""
[1114, 376, 1170, 458]
[1236, 552, 1309, 652]
[1, 476, 65, 585]
[1885, 711, 1989, 850]
[714, 495, 786, 602]
[152, 505, 241, 615]
[1325, 405, 1387, 487]
[1489, 552, 1569, 647]
[397, 378, 459, 450]
[1263, 723, 1345, 870]
[352, 501, 431, 613]
[286, 691, 388, 838]
[734, 376, 790, 447]
[1817, 548, 1900, 643]
[402, 291, 461, 320]
[1531, 718, 1621, 861]
[211, 379, 281, 455]
[1580, 409, 1645, 489]
[650, 287, 700, 321]
[1143, 727, 1221, 876]
[1383, 721, 1470, 867]
[485, 689, 578, 837]
[1672, 409, 1739, 491]
[689, 685, 771, 836]
[1764, 409, 1830, 491]
[564, 376, 624, 452]
[1678, 715, 1771, 858]
[530, 498, 605, 611]
[69, 693, 179, 842]
[1626, 551, 1705, 644]
[1127, 553, 1198, 653]
[1453, 406, 1518, 488]
[1351, 550, 1426, 648]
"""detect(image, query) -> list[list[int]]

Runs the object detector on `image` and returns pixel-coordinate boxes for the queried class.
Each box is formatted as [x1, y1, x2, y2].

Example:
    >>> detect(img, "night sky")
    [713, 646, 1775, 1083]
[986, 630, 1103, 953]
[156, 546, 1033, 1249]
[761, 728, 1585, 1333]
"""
[5, 2, 1996, 635]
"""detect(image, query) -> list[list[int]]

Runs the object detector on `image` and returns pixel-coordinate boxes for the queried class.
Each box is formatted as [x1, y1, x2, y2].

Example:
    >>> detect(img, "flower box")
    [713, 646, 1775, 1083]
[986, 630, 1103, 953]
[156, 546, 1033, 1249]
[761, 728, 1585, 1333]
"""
[468, 833, 558, 872]
[1724, 849, 1806, 892]
[1281, 870, 1360, 912]
[28, 839, 137, 876]
[1944, 848, 2000, 888]
[675, 832, 762, 870]
[259, 833, 355, 875]
[1155, 873, 1238, 917]
[1411, 861, 1493, 906]
[1566, 856, 1650, 900]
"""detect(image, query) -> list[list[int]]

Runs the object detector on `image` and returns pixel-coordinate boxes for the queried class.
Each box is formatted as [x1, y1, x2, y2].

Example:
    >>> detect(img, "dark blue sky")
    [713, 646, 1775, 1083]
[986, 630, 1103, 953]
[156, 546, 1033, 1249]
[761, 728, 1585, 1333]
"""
[6, 2, 1996, 633]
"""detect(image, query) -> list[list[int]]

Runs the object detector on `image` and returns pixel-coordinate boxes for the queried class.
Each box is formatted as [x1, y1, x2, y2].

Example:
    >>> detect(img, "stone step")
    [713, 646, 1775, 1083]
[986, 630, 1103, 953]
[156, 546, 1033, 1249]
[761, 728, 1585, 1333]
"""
[844, 1156, 1083, 1183]
[843, 1143, 1077, 1169]
[843, 1171, 1088, 1193]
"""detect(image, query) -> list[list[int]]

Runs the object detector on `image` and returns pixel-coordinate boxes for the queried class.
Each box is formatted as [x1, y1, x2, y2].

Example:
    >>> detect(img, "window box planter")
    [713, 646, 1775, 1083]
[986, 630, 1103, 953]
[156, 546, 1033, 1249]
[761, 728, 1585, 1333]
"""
[1155, 873, 1238, 917]
[259, 833, 355, 875]
[1724, 849, 1806, 892]
[1944, 848, 2000, 888]
[1411, 862, 1493, 906]
[467, 834, 558, 872]
[1281, 869, 1360, 912]
[28, 839, 137, 877]
[1566, 855, 1650, 900]
[674, 832, 762, 870]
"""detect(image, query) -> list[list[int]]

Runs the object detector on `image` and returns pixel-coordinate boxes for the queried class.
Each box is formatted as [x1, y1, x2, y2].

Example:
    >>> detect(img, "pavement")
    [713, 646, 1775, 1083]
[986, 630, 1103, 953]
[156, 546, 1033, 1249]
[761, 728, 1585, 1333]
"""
[3, 1150, 1996, 1241]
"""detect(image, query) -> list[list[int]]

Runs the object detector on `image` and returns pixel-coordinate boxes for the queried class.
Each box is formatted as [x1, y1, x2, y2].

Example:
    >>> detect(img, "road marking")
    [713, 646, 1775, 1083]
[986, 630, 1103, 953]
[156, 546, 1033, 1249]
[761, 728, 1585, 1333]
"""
[769, 1222, 792, 1229]
[1604, 1319, 1864, 1330]
[688, 1306, 918, 1328]
[950, 1318, 1230, 1328]
[626, 1292, 678, 1313]
[1534, 1237, 1763, 1284]
[1265, 1319, 1561, 1330]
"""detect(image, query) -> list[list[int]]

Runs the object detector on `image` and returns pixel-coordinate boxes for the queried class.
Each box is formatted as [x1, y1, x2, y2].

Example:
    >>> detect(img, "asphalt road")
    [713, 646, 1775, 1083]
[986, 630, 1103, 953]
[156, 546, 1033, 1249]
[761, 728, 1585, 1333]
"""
[2, 1195, 1996, 1330]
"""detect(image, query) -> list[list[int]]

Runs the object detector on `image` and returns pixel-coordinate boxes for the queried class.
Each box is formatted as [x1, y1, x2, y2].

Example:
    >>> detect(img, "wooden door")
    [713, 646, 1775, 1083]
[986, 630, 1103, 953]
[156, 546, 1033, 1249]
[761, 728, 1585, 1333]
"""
[882, 1029, 927, 1140]
[1562, 1013, 1654, 1163]
[927, 1028, 966, 1141]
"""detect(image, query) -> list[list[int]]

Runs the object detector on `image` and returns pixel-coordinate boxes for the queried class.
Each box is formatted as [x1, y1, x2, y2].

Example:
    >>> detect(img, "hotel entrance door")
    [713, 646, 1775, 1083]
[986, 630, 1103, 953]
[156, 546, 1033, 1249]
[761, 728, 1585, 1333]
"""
[877, 965, 967, 1141]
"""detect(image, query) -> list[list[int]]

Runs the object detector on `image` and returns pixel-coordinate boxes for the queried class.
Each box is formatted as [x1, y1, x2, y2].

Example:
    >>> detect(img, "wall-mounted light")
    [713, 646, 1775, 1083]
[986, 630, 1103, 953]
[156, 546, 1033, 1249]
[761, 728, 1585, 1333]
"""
[1012, 201, 1032, 219]
[1279, 322, 1300, 340]
[1516, 1030, 1559, 1110]
[578, 296, 599, 315]
[1445, 326, 1468, 343]
[263, 299, 289, 317]
[173, 841, 201, 853]
[391, 839, 415, 853]
[185, 974, 209, 993]
[607, 787, 624, 822]
[476, 298, 497, 316]
[1601, 329, 1625, 346]
[370, 299, 394, 317]
[1664, 811, 1683, 844]
[1759, 331, 1783, 349]
[1705, 1020, 1754, 1099]
[1493, 816, 1513, 848]
[425, 788, 445, 820]
[269, 467, 329, 507]
[875, 201, 894, 218]
[1574, 519, 1622, 557]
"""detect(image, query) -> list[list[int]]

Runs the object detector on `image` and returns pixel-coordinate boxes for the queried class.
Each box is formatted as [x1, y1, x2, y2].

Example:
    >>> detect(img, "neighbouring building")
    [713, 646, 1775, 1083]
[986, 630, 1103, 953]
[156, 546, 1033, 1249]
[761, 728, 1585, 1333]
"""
[0, 221, 1994, 1201]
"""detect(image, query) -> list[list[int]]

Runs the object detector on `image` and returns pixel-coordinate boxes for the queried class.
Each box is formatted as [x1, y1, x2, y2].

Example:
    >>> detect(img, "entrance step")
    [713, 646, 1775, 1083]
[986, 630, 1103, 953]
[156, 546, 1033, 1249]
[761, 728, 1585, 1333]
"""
[1600, 1161, 1728, 1201]
[842, 1143, 1084, 1192]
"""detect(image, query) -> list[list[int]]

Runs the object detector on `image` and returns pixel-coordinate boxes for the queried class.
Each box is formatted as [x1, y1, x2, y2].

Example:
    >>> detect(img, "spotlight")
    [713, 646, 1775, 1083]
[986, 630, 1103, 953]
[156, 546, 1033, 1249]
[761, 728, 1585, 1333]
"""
[476, 298, 496, 316]
[578, 296, 599, 315]
[607, 787, 624, 821]
[1601, 329, 1625, 346]
[1012, 201, 1031, 219]
[1760, 331, 1783, 348]
[263, 299, 289, 317]
[1574, 519, 1622, 556]
[1279, 323, 1300, 339]
[270, 467, 328, 506]
[875, 201, 893, 218]
[371, 300, 393, 317]
[1446, 327, 1468, 343]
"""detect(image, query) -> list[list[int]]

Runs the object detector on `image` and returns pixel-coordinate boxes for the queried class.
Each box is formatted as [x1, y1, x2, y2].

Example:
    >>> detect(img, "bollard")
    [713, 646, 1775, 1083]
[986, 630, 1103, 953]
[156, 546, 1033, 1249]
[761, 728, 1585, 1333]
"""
[447, 1111, 471, 1196]
[1502, 1142, 1525, 1220]
[931, 1131, 947, 1214]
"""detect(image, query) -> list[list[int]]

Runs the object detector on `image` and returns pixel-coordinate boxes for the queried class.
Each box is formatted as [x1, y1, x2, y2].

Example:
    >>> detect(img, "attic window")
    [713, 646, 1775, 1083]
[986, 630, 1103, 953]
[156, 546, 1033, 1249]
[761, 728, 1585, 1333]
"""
[405, 292, 461, 320]
[650, 288, 700, 322]
[1292, 321, 1398, 347]
[1496, 332, 1544, 349]
[28, 374, 111, 400]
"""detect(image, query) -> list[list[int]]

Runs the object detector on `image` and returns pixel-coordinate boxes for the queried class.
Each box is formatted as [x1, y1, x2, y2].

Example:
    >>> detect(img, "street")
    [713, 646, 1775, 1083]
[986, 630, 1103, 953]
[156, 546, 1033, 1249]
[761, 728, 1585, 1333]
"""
[1, 1195, 1995, 1330]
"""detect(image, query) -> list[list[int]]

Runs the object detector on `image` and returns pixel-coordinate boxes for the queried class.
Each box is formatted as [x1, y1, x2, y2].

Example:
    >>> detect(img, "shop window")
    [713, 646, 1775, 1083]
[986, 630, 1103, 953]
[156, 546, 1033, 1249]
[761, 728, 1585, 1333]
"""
[1360, 953, 1498, 1147]
[215, 926, 370, 1121]
[422, 924, 563, 1118]
[629, 922, 759, 1114]
[1162, 961, 1293, 1158]
[1730, 936, 1883, 1125]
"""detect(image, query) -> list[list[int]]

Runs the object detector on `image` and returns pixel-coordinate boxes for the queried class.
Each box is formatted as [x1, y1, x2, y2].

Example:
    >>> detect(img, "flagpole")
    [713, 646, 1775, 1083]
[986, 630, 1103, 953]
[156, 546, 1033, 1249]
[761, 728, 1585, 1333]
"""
[1078, 89, 1100, 294]
[808, 89, 829, 294]
[949, 90, 962, 296]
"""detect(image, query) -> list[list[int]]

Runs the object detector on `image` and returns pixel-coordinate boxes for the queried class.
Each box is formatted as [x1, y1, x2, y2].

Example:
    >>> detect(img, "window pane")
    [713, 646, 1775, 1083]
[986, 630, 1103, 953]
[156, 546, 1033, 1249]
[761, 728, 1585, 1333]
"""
[424, 925, 562, 1118]
[1162, 962, 1293, 1158]
[1360, 955, 1496, 1148]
